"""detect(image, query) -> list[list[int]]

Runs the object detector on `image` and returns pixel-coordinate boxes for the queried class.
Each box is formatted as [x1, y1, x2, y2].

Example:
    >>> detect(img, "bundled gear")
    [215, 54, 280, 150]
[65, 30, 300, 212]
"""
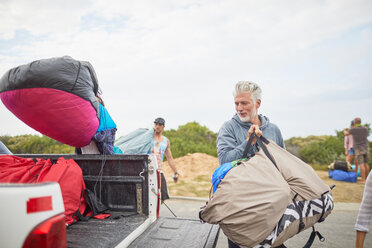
[329, 169, 358, 183]
[200, 134, 334, 248]
[114, 128, 154, 154]
[0, 56, 101, 148]
[328, 161, 351, 172]
[328, 161, 358, 183]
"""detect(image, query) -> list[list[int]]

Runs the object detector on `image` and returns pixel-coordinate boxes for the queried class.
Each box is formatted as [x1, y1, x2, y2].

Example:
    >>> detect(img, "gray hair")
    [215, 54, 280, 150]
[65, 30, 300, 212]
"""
[233, 81, 262, 102]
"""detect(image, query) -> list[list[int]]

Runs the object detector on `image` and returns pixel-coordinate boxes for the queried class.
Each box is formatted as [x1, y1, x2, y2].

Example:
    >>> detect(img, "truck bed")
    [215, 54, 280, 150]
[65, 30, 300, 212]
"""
[17, 154, 153, 247]
[67, 211, 148, 248]
[16, 154, 220, 247]
[128, 217, 220, 248]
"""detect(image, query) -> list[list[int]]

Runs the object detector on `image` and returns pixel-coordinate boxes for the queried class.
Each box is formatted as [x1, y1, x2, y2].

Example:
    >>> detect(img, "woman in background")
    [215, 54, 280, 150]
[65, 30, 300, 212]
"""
[345, 120, 358, 173]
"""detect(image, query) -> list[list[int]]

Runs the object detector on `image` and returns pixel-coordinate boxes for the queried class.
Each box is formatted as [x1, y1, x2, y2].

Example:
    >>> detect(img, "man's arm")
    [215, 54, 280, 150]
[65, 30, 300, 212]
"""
[344, 136, 349, 155]
[355, 230, 366, 248]
[349, 127, 355, 135]
[276, 128, 286, 149]
[266, 123, 286, 149]
[217, 127, 248, 165]
[217, 123, 285, 165]
[164, 140, 178, 176]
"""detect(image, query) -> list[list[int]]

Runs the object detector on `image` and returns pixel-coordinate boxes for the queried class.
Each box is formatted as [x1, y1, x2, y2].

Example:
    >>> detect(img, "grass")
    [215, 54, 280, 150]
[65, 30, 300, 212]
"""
[310, 164, 329, 171]
[168, 176, 212, 198]
[167, 168, 366, 203]
[315, 170, 365, 203]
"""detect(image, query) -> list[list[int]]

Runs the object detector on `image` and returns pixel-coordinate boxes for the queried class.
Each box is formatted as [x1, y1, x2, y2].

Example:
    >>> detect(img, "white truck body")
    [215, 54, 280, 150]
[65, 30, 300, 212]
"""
[0, 182, 65, 247]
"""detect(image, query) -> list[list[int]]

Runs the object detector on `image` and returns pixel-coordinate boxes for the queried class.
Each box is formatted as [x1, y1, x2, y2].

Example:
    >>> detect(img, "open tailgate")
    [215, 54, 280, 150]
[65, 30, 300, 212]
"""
[128, 217, 220, 248]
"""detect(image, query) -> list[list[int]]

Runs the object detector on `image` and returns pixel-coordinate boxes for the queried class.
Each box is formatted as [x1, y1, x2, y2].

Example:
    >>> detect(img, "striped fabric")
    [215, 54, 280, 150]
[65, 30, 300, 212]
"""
[255, 193, 334, 248]
[355, 173, 372, 232]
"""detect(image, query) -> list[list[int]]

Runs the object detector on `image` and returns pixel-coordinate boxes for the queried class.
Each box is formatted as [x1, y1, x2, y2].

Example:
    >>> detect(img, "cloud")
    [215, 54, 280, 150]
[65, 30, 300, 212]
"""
[1, 0, 372, 141]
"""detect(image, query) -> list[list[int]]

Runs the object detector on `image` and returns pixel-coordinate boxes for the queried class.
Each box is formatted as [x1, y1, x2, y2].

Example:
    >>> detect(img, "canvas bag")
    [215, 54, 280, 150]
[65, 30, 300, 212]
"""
[200, 134, 332, 247]
[254, 136, 333, 247]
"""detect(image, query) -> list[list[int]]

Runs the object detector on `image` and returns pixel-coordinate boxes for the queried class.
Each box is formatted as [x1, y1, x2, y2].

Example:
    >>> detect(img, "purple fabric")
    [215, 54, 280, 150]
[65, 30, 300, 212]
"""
[93, 128, 117, 155]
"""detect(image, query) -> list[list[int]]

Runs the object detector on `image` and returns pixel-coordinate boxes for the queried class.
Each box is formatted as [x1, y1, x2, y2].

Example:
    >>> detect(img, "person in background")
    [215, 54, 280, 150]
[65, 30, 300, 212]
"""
[349, 117, 370, 183]
[216, 81, 285, 248]
[355, 173, 372, 248]
[344, 126, 358, 171]
[150, 117, 179, 203]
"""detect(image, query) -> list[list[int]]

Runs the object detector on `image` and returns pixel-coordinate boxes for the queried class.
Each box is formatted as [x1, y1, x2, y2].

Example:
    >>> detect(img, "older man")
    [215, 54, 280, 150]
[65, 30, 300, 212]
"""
[217, 81, 286, 248]
[217, 81, 285, 165]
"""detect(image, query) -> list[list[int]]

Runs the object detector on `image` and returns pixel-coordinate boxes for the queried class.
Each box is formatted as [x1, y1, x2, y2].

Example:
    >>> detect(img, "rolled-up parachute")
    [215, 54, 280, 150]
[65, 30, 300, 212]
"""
[0, 56, 100, 147]
[114, 128, 154, 154]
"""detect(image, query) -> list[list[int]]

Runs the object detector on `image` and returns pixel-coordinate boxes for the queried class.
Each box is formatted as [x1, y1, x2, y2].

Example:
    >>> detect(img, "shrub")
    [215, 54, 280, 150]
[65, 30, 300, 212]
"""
[299, 136, 344, 165]
[0, 135, 74, 154]
[163, 122, 217, 158]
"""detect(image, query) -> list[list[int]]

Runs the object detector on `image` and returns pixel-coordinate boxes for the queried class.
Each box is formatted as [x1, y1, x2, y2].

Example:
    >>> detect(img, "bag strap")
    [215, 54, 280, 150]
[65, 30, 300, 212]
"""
[242, 131, 256, 158]
[294, 193, 327, 248]
[255, 133, 278, 170]
[318, 191, 331, 223]
[243, 133, 279, 170]
[303, 226, 325, 248]
[71, 189, 91, 225]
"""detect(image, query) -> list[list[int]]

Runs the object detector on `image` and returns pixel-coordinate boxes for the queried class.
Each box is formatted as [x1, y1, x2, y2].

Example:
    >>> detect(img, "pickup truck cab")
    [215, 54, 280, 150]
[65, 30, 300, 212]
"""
[0, 150, 220, 248]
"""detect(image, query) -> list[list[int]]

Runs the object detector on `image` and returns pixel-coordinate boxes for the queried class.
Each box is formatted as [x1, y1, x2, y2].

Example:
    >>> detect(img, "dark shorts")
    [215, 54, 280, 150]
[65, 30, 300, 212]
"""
[160, 172, 170, 201]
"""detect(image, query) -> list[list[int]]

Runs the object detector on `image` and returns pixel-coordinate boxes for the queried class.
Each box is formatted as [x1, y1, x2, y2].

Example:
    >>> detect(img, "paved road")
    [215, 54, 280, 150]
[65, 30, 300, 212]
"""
[159, 197, 372, 248]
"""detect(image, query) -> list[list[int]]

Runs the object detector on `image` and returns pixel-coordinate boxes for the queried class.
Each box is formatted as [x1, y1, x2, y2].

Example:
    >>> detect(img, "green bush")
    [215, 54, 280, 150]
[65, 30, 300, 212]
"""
[298, 136, 345, 165]
[287, 125, 371, 167]
[285, 135, 329, 158]
[163, 122, 217, 158]
[1, 123, 370, 167]
[0, 135, 74, 154]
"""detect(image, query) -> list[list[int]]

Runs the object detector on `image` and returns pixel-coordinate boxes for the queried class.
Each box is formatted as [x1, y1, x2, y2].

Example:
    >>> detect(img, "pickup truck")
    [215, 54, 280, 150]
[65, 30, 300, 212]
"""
[0, 149, 220, 247]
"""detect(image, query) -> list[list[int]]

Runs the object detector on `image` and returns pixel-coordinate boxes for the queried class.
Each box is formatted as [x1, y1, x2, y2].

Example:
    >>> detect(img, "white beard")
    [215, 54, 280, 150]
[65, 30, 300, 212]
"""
[238, 108, 256, 123]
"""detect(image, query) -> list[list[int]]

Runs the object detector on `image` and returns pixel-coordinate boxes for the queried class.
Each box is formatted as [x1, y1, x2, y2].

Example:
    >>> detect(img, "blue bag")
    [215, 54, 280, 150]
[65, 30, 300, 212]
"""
[212, 159, 247, 193]
[351, 164, 361, 176]
[329, 169, 358, 183]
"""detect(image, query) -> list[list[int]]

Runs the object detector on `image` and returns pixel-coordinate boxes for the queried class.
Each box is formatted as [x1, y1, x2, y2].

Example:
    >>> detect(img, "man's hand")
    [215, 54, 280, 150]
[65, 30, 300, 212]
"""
[247, 124, 262, 145]
[172, 172, 179, 183]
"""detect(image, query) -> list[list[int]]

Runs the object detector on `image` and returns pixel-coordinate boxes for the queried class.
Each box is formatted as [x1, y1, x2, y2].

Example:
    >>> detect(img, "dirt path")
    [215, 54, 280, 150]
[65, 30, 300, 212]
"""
[162, 153, 365, 202]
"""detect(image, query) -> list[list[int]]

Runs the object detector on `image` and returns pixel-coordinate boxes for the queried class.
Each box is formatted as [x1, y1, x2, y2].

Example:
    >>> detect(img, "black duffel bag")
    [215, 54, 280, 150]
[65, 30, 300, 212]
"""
[333, 161, 350, 172]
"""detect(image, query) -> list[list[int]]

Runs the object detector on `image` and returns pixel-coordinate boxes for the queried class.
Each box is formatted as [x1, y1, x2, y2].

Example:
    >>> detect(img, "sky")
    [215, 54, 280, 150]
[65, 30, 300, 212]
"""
[1, 0, 372, 141]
